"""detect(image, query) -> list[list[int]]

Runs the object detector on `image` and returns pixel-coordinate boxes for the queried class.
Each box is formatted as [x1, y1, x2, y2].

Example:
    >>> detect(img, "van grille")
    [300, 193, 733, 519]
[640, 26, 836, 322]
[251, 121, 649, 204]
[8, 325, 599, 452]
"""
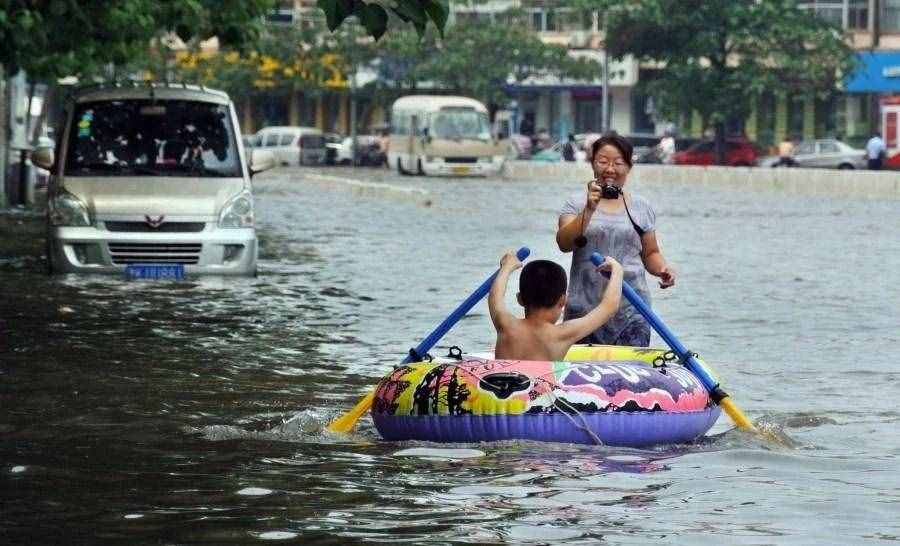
[108, 242, 202, 265]
[445, 157, 477, 164]
[105, 222, 205, 233]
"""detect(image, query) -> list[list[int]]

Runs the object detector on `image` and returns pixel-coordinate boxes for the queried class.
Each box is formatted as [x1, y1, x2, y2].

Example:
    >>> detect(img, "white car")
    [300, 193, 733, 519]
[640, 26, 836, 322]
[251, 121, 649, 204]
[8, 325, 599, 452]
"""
[334, 135, 380, 165]
[33, 83, 275, 277]
[252, 126, 326, 166]
[756, 139, 866, 169]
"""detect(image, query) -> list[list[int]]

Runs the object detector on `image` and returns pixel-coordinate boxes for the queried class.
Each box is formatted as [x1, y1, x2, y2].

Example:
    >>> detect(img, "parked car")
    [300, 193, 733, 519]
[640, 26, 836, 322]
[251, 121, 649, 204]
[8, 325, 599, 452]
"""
[755, 139, 866, 169]
[673, 138, 759, 166]
[252, 126, 326, 166]
[333, 135, 386, 166]
[323, 132, 343, 165]
[32, 82, 275, 276]
[621, 133, 661, 160]
[530, 140, 586, 163]
[635, 137, 702, 164]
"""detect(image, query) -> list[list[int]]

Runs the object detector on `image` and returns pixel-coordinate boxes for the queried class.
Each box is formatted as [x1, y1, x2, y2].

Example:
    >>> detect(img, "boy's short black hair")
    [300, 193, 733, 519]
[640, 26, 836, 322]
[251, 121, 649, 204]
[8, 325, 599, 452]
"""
[519, 260, 567, 309]
[590, 131, 634, 167]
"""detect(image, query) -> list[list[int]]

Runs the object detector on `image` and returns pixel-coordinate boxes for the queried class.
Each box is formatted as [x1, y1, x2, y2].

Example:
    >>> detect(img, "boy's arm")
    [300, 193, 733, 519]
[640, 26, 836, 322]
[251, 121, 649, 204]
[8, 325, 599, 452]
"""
[556, 259, 624, 344]
[488, 252, 522, 332]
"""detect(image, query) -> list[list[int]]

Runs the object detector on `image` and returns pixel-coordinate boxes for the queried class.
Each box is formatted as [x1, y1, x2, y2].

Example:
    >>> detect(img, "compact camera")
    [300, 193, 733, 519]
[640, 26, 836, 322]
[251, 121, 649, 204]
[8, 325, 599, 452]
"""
[600, 182, 621, 199]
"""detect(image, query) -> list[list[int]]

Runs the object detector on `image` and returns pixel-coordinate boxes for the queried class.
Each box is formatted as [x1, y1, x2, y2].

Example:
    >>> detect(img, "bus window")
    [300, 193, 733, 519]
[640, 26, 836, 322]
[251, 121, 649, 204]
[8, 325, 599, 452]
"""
[431, 108, 491, 141]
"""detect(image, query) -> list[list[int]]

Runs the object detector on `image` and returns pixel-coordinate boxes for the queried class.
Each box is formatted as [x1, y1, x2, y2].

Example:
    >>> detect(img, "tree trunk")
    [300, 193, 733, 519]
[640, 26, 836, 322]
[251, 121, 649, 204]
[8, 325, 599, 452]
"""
[714, 121, 727, 166]
[288, 85, 300, 126]
[242, 97, 254, 134]
[31, 84, 54, 146]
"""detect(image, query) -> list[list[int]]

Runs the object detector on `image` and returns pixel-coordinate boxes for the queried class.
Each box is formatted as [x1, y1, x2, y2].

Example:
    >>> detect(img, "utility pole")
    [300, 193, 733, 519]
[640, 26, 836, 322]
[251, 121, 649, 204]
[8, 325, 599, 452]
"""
[601, 11, 610, 133]
[602, 47, 609, 133]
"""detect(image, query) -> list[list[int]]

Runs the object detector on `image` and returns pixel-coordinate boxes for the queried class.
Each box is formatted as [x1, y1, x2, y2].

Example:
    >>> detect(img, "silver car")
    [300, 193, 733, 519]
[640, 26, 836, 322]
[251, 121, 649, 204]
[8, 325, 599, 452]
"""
[32, 83, 275, 277]
[757, 139, 866, 169]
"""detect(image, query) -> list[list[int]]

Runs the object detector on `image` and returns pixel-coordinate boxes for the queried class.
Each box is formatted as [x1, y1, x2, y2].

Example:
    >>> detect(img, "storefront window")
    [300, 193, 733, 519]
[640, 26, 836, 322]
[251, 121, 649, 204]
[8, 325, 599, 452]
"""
[883, 0, 900, 32]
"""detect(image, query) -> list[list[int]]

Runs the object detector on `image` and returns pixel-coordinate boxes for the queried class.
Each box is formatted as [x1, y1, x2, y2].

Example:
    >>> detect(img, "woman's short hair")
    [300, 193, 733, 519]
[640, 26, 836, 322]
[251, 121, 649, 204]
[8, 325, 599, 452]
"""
[590, 131, 634, 167]
[519, 260, 567, 310]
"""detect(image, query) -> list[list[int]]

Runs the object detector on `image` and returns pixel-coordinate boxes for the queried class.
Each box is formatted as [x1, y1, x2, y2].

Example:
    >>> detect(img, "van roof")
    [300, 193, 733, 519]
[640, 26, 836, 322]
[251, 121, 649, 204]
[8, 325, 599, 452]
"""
[256, 126, 322, 134]
[72, 82, 231, 105]
[392, 95, 487, 113]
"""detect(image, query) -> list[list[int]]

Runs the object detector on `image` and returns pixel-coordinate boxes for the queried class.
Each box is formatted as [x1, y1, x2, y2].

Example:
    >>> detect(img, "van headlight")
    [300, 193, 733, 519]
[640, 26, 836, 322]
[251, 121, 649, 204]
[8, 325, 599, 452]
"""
[218, 190, 255, 228]
[49, 190, 91, 227]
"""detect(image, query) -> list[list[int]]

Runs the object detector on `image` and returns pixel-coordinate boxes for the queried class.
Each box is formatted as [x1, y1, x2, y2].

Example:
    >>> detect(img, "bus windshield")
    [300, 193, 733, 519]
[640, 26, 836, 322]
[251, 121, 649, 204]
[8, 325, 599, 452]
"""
[430, 108, 491, 141]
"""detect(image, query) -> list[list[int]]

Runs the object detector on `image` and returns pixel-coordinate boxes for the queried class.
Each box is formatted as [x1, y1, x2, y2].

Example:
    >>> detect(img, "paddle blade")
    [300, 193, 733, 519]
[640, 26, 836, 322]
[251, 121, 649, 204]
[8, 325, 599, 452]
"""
[326, 390, 375, 433]
[719, 396, 757, 433]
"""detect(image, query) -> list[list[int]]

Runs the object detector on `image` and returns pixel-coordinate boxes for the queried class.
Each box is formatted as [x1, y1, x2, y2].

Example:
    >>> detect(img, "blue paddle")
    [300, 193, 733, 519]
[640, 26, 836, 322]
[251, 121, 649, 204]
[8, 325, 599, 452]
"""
[327, 246, 531, 432]
[590, 252, 758, 433]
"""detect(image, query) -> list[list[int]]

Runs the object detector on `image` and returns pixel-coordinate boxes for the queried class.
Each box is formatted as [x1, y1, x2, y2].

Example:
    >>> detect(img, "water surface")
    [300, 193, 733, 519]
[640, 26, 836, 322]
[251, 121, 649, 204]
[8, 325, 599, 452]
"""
[2, 167, 899, 544]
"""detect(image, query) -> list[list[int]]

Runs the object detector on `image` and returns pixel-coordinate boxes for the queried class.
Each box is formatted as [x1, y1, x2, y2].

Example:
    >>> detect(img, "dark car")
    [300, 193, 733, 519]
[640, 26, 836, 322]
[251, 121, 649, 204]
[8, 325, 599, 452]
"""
[673, 138, 759, 166]
[323, 133, 343, 165]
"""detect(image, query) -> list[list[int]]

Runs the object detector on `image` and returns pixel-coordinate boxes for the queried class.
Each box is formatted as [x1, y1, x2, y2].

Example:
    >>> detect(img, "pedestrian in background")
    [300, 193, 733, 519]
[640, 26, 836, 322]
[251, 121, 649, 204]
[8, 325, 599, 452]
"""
[775, 134, 797, 167]
[866, 132, 886, 170]
[562, 134, 576, 162]
[658, 130, 675, 164]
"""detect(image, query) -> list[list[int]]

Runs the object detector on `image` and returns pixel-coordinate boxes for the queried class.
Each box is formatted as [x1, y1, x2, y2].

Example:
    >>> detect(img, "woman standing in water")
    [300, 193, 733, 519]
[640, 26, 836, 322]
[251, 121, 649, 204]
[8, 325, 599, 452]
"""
[556, 132, 676, 346]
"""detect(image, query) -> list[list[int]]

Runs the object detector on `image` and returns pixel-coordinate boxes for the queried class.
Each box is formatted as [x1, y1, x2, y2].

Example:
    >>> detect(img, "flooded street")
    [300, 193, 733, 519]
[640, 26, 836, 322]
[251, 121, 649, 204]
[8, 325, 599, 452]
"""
[2, 166, 899, 544]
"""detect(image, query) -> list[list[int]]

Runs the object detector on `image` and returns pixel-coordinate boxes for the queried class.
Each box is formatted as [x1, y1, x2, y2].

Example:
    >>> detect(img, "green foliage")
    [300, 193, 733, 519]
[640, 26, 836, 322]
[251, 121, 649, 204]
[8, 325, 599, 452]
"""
[375, 16, 601, 106]
[317, 0, 449, 40]
[578, 0, 855, 138]
[0, 0, 276, 81]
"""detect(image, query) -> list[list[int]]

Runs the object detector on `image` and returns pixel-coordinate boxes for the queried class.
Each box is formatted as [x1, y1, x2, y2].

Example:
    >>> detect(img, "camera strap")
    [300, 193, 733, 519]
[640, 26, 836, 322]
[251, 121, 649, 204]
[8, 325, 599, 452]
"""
[622, 196, 645, 237]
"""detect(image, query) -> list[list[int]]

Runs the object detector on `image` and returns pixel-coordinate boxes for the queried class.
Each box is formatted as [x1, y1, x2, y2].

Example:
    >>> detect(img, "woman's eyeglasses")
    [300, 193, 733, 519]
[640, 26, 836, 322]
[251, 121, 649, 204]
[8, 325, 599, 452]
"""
[593, 158, 628, 169]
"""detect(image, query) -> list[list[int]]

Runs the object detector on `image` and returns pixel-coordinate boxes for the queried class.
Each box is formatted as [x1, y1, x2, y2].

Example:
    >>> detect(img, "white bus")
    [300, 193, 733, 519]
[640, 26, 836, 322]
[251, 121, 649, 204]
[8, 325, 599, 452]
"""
[388, 95, 506, 176]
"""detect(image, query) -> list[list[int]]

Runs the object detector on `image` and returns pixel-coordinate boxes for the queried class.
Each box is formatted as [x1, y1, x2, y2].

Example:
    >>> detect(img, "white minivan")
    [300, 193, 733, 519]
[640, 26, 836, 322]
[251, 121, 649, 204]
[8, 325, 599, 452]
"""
[32, 83, 275, 277]
[253, 126, 326, 166]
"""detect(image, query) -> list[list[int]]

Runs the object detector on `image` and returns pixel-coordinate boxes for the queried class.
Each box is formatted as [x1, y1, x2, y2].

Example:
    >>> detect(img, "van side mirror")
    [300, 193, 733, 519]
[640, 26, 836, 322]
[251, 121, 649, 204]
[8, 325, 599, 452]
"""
[32, 147, 55, 170]
[249, 149, 275, 176]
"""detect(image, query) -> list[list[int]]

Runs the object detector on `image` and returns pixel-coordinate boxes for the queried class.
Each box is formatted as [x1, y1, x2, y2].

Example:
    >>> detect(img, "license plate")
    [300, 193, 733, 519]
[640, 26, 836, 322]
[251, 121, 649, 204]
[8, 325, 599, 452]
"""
[125, 264, 185, 280]
[452, 166, 470, 175]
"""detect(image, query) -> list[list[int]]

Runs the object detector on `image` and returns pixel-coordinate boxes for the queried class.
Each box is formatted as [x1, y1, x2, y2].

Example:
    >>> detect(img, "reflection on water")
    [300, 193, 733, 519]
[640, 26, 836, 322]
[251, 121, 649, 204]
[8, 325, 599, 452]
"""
[2, 167, 899, 544]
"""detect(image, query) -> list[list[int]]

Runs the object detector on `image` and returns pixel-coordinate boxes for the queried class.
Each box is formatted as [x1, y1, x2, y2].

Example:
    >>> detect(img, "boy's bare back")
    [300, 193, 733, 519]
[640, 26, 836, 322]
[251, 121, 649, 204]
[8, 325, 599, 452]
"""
[488, 251, 623, 362]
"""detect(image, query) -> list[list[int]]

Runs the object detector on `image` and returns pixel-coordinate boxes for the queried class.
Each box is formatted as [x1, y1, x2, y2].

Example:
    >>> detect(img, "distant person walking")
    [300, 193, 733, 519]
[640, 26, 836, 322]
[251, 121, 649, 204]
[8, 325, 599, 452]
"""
[866, 132, 886, 170]
[562, 134, 576, 162]
[774, 135, 797, 167]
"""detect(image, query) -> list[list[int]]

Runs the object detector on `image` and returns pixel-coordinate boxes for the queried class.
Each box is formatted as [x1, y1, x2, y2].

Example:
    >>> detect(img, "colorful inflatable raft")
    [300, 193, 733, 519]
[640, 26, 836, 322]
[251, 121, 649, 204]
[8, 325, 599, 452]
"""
[372, 345, 721, 447]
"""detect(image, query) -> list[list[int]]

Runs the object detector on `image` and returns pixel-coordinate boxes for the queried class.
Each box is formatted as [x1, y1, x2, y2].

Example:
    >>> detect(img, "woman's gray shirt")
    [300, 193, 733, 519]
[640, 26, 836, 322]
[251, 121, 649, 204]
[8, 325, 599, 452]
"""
[559, 192, 656, 346]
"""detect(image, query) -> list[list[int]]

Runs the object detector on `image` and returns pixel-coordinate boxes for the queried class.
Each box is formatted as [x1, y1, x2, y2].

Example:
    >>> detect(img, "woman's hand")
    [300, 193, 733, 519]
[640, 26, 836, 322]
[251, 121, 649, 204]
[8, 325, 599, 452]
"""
[586, 179, 602, 211]
[657, 265, 676, 289]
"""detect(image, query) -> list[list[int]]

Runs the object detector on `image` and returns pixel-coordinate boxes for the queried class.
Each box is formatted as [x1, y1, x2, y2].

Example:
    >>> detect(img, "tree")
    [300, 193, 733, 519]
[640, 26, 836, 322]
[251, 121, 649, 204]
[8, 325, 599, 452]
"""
[316, 0, 448, 40]
[0, 1, 277, 82]
[375, 16, 602, 109]
[578, 0, 856, 164]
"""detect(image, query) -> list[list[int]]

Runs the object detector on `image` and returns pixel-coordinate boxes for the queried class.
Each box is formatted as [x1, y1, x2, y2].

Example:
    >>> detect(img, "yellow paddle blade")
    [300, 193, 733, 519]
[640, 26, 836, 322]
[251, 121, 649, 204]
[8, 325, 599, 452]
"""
[326, 390, 376, 433]
[719, 396, 757, 432]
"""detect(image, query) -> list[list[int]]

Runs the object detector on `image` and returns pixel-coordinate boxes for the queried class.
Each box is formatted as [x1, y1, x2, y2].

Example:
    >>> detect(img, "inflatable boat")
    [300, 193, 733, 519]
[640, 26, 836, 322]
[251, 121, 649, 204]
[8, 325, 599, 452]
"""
[372, 345, 721, 447]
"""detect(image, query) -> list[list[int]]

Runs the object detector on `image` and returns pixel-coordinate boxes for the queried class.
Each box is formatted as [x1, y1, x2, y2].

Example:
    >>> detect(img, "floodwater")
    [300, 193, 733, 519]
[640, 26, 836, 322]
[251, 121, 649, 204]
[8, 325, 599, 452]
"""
[2, 166, 899, 544]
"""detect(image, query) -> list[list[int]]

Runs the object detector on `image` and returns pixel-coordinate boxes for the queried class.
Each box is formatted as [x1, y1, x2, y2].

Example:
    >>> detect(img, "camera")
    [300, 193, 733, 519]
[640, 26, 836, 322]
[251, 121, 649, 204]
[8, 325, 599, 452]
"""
[600, 182, 621, 199]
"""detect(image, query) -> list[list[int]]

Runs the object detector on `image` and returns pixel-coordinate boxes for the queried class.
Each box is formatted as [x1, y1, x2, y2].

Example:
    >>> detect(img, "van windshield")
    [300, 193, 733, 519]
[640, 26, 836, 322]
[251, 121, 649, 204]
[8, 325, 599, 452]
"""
[430, 108, 491, 141]
[65, 99, 241, 177]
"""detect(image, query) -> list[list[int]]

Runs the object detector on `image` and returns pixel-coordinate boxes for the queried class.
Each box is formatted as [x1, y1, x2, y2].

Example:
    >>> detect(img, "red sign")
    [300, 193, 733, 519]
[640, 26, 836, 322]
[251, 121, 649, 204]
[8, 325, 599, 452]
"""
[886, 112, 898, 149]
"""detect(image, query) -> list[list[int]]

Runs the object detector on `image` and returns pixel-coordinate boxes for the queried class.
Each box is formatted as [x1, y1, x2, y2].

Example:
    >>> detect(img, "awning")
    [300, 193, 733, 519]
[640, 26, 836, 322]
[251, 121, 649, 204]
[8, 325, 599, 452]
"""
[845, 51, 900, 93]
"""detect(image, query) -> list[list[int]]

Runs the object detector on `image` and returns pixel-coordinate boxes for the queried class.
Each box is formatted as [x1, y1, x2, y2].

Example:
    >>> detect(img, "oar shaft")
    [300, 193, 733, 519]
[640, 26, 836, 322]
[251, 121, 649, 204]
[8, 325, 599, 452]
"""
[402, 246, 530, 364]
[589, 253, 755, 432]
